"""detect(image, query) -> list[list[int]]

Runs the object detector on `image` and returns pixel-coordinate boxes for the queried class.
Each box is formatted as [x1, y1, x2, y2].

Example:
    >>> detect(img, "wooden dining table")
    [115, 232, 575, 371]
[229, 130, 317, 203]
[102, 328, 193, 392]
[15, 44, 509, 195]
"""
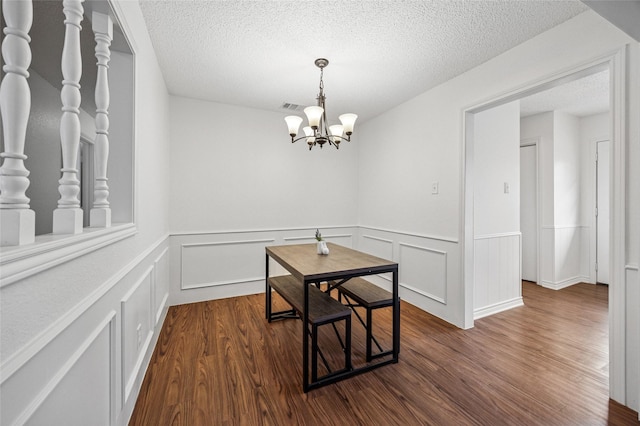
[265, 242, 399, 392]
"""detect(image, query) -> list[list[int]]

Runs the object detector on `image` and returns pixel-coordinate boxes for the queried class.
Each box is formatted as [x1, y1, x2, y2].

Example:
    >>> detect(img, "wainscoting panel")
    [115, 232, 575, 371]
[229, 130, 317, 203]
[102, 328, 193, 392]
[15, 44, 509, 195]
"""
[473, 233, 523, 319]
[121, 267, 153, 403]
[354, 227, 460, 326]
[153, 248, 170, 326]
[20, 313, 116, 426]
[361, 234, 394, 261]
[181, 238, 275, 290]
[170, 227, 356, 305]
[399, 243, 447, 304]
[1, 238, 171, 426]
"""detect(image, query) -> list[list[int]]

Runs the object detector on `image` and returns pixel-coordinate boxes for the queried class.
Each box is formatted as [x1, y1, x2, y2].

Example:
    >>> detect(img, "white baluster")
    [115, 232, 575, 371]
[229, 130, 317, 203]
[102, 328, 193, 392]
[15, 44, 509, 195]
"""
[90, 11, 112, 228]
[53, 0, 84, 234]
[0, 0, 35, 246]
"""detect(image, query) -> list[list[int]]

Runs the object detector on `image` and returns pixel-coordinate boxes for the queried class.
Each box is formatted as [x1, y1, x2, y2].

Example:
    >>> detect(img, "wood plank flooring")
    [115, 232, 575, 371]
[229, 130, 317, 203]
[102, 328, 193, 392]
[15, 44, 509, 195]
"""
[129, 282, 639, 425]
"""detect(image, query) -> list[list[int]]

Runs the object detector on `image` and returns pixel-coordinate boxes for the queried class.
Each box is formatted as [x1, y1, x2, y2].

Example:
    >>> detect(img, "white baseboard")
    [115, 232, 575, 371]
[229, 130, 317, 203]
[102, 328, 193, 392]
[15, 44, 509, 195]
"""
[474, 297, 524, 320]
[540, 275, 589, 290]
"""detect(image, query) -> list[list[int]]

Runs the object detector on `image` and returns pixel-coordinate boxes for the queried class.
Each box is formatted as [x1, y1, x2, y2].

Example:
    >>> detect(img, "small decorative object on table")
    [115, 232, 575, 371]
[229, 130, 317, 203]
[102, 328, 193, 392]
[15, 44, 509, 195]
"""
[315, 229, 329, 255]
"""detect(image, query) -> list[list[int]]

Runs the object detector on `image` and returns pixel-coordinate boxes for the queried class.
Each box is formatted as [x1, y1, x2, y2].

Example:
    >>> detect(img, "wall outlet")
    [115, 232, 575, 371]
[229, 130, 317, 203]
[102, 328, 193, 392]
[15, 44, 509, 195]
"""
[504, 182, 510, 194]
[432, 182, 439, 195]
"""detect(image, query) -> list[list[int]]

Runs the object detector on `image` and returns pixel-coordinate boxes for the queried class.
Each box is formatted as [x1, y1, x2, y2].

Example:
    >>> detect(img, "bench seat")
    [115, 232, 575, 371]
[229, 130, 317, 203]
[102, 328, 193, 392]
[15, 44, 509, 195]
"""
[335, 277, 393, 362]
[268, 274, 352, 382]
[337, 277, 393, 309]
[269, 275, 351, 324]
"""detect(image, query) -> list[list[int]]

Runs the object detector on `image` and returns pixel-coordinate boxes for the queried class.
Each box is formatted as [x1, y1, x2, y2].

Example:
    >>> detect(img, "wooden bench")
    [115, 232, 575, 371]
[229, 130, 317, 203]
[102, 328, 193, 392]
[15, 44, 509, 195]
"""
[268, 275, 352, 381]
[334, 277, 393, 362]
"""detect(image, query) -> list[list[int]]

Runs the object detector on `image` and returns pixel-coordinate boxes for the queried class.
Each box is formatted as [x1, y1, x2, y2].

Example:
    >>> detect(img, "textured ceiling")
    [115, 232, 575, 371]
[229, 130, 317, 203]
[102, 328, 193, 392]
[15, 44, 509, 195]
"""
[520, 69, 610, 118]
[139, 0, 592, 123]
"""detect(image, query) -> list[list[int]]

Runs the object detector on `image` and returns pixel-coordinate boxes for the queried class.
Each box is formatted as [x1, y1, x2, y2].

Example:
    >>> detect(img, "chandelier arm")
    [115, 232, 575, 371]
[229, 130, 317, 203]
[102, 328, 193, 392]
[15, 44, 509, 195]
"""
[330, 135, 352, 143]
[291, 135, 312, 144]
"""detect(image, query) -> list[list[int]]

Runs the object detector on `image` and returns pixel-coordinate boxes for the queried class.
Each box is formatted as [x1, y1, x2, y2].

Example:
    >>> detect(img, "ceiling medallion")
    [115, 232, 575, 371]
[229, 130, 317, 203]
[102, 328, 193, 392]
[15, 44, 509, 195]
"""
[284, 58, 357, 150]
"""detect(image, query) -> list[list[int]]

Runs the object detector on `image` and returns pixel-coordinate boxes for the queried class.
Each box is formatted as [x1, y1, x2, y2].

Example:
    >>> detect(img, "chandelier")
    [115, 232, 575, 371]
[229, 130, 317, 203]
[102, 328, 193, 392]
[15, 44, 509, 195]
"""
[284, 58, 358, 150]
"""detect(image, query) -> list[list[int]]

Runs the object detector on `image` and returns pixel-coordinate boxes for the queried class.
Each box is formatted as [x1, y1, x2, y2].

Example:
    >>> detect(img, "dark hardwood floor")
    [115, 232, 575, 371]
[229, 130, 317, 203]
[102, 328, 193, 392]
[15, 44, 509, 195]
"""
[129, 282, 639, 425]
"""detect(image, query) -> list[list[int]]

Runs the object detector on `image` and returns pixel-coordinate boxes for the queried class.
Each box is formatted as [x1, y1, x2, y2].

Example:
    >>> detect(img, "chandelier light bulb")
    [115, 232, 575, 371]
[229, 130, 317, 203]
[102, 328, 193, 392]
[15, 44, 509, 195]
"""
[303, 126, 315, 143]
[339, 113, 358, 135]
[304, 106, 324, 129]
[329, 124, 344, 143]
[284, 115, 303, 137]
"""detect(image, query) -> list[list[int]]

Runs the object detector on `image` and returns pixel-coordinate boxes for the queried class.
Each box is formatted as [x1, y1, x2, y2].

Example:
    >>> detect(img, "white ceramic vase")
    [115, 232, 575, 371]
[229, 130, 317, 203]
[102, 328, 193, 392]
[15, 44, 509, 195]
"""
[317, 241, 329, 255]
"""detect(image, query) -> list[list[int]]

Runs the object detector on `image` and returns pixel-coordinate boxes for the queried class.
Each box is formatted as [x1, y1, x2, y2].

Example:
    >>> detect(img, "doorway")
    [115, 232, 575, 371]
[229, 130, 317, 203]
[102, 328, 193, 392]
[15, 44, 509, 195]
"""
[595, 140, 611, 285]
[462, 51, 626, 401]
[520, 140, 538, 284]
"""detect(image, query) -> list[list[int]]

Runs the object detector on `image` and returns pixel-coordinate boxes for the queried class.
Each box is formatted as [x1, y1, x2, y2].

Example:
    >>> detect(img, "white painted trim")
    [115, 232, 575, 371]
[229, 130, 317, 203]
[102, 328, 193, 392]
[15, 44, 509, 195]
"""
[608, 46, 627, 404]
[0, 235, 168, 383]
[399, 242, 447, 256]
[11, 311, 117, 426]
[155, 293, 169, 326]
[520, 138, 541, 285]
[121, 265, 153, 403]
[540, 276, 590, 290]
[362, 234, 394, 244]
[474, 231, 522, 240]
[398, 242, 448, 304]
[124, 330, 152, 404]
[358, 225, 459, 244]
[153, 247, 169, 326]
[179, 238, 274, 290]
[0, 223, 136, 287]
[474, 297, 524, 320]
[361, 234, 395, 259]
[182, 277, 264, 290]
[181, 238, 275, 249]
[400, 283, 446, 305]
[283, 233, 353, 242]
[171, 225, 356, 237]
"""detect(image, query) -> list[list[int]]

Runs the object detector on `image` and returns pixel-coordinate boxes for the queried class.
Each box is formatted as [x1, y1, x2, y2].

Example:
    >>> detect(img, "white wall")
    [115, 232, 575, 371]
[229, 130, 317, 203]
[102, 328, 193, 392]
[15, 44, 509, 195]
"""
[554, 112, 581, 227]
[356, 10, 639, 408]
[580, 112, 610, 282]
[521, 112, 555, 227]
[167, 97, 359, 304]
[473, 101, 521, 236]
[0, 1, 172, 425]
[553, 112, 583, 287]
[472, 101, 523, 317]
[169, 97, 358, 233]
[520, 111, 590, 289]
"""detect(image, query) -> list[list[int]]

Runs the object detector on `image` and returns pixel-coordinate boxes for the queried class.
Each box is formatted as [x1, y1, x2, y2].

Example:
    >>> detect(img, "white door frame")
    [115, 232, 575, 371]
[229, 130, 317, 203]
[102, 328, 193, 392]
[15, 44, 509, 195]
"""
[593, 139, 611, 285]
[461, 48, 627, 402]
[519, 138, 541, 285]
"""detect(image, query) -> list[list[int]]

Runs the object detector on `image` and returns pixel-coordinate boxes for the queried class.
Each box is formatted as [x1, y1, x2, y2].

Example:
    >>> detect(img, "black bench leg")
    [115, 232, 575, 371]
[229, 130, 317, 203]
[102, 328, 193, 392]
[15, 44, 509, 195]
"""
[346, 316, 352, 370]
[265, 254, 271, 321]
[312, 324, 318, 382]
[366, 307, 373, 362]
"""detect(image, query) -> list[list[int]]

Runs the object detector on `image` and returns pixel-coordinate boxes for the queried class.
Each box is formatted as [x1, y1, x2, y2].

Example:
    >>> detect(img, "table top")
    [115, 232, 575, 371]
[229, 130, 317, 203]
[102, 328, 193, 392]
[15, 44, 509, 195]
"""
[266, 242, 397, 282]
